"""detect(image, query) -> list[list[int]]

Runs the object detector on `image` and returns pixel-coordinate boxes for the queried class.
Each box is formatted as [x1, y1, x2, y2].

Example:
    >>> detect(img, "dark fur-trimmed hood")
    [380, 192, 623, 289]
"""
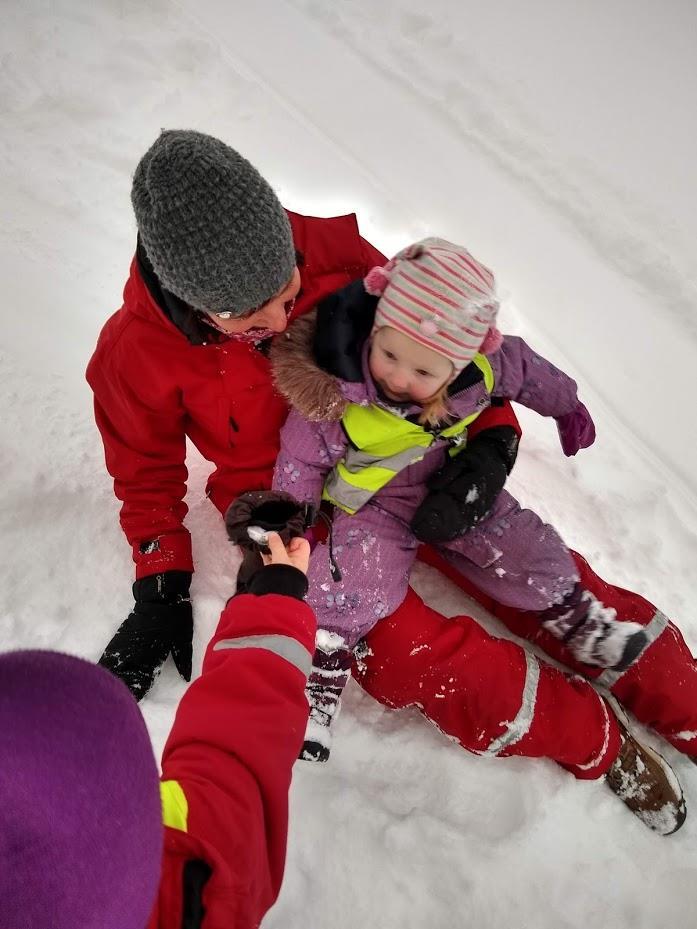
[270, 278, 379, 422]
[270, 277, 489, 424]
[270, 309, 350, 422]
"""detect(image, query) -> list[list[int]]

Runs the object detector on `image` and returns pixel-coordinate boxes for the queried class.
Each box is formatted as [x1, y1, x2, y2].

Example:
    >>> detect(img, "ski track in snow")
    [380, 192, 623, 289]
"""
[287, 0, 697, 341]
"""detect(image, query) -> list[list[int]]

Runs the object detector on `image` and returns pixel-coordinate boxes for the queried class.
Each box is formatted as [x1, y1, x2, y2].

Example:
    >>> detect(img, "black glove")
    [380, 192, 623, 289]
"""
[225, 490, 315, 594]
[225, 490, 314, 549]
[98, 570, 193, 701]
[411, 426, 519, 544]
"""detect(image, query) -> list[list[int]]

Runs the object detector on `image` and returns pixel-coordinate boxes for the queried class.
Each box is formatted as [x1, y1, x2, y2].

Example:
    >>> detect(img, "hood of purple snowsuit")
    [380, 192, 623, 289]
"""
[270, 305, 495, 423]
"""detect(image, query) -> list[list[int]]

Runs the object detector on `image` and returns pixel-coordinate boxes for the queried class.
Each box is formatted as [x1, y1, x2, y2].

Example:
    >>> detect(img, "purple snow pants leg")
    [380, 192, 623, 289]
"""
[439, 490, 580, 611]
[306, 504, 418, 648]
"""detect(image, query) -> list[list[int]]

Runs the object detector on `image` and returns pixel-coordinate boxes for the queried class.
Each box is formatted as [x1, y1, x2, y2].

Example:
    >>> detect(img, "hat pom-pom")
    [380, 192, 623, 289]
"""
[364, 266, 391, 296]
[479, 326, 503, 354]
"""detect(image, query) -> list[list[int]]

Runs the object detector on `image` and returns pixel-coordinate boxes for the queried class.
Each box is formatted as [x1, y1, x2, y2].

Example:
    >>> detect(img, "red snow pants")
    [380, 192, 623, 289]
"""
[358, 549, 697, 778]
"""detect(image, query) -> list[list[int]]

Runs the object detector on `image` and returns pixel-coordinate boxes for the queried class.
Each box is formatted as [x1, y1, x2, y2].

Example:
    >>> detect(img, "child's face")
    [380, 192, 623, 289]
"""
[369, 327, 454, 404]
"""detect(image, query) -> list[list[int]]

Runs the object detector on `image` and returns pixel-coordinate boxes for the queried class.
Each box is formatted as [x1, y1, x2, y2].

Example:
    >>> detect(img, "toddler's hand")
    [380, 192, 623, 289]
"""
[556, 401, 596, 456]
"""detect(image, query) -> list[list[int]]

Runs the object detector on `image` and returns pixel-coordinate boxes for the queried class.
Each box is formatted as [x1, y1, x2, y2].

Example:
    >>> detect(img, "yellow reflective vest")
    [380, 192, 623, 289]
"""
[323, 354, 494, 515]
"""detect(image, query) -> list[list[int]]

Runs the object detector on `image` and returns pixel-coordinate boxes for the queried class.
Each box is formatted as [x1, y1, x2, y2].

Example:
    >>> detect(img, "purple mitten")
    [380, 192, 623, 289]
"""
[555, 401, 596, 456]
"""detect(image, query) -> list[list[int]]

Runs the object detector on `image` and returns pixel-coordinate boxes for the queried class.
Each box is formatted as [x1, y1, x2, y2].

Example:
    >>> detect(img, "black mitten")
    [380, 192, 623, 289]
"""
[411, 426, 519, 544]
[98, 570, 193, 701]
[225, 490, 314, 548]
[225, 490, 315, 593]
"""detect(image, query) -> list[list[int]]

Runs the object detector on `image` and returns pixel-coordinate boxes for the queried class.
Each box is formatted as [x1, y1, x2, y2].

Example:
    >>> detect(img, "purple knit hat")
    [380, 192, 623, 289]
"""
[0, 651, 163, 929]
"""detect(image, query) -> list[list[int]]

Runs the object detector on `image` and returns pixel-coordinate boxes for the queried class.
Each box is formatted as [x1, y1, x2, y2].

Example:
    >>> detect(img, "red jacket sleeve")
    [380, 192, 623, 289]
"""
[155, 587, 316, 927]
[86, 319, 194, 579]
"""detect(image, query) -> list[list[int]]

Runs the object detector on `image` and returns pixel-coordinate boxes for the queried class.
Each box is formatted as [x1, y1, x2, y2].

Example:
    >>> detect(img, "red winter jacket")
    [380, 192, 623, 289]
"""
[86, 211, 388, 578]
[147, 579, 316, 928]
[87, 211, 519, 579]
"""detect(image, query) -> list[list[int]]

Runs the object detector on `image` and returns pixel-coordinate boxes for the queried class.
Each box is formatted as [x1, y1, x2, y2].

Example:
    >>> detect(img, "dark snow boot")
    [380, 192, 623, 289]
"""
[606, 719, 686, 835]
[300, 636, 352, 764]
[540, 583, 649, 671]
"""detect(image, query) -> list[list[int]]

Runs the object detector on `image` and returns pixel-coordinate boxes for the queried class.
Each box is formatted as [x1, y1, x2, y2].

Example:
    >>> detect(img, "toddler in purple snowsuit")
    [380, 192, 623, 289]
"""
[270, 238, 648, 762]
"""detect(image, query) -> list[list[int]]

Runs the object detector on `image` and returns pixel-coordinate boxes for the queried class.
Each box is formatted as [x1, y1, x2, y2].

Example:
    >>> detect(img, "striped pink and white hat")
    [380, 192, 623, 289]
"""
[365, 237, 503, 372]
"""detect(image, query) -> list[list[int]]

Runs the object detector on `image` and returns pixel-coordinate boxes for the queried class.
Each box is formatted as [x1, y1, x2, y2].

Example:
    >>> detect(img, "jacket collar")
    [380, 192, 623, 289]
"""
[313, 278, 485, 397]
[136, 237, 229, 346]
[271, 280, 488, 425]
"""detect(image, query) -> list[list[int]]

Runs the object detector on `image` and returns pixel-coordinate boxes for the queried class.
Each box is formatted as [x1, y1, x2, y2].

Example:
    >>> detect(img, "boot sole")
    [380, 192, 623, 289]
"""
[629, 738, 686, 835]
[607, 703, 687, 836]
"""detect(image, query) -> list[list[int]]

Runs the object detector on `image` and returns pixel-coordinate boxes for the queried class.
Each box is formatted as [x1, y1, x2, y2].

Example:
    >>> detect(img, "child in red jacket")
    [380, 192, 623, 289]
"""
[0, 533, 314, 929]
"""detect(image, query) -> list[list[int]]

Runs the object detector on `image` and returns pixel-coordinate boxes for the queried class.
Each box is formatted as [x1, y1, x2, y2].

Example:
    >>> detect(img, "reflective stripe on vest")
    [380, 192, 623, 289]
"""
[323, 354, 495, 515]
[160, 779, 188, 832]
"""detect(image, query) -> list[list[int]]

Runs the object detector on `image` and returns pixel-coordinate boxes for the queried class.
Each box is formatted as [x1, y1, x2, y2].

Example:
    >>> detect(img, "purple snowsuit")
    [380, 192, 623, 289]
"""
[273, 335, 582, 648]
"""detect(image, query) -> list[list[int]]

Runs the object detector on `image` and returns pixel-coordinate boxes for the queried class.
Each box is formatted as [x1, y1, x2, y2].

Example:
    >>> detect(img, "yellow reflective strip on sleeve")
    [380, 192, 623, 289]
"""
[160, 780, 189, 833]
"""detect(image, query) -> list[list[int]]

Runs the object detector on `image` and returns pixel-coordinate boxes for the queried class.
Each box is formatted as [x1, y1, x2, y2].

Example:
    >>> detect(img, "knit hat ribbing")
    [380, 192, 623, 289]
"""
[132, 130, 296, 315]
[366, 238, 502, 371]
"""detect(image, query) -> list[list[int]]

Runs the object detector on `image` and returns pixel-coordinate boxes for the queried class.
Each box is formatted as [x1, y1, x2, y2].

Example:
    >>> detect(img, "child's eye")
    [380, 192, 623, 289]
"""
[384, 350, 397, 361]
[416, 370, 432, 378]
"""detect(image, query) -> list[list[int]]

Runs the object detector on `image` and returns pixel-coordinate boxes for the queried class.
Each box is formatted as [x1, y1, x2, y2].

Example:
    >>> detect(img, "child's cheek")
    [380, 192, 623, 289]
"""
[368, 350, 383, 382]
[412, 384, 432, 402]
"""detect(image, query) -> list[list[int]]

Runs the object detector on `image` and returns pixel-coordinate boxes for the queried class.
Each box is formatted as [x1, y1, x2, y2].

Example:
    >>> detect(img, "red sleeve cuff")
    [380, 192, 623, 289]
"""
[468, 399, 522, 439]
[205, 593, 317, 669]
[132, 530, 194, 579]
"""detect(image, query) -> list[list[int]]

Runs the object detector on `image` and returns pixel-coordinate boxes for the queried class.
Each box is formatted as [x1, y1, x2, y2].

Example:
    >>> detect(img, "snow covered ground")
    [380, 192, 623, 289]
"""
[2, 0, 697, 926]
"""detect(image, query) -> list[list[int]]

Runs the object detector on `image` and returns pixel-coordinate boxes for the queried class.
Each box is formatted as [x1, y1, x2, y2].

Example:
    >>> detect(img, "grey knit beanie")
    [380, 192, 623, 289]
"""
[131, 130, 296, 315]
